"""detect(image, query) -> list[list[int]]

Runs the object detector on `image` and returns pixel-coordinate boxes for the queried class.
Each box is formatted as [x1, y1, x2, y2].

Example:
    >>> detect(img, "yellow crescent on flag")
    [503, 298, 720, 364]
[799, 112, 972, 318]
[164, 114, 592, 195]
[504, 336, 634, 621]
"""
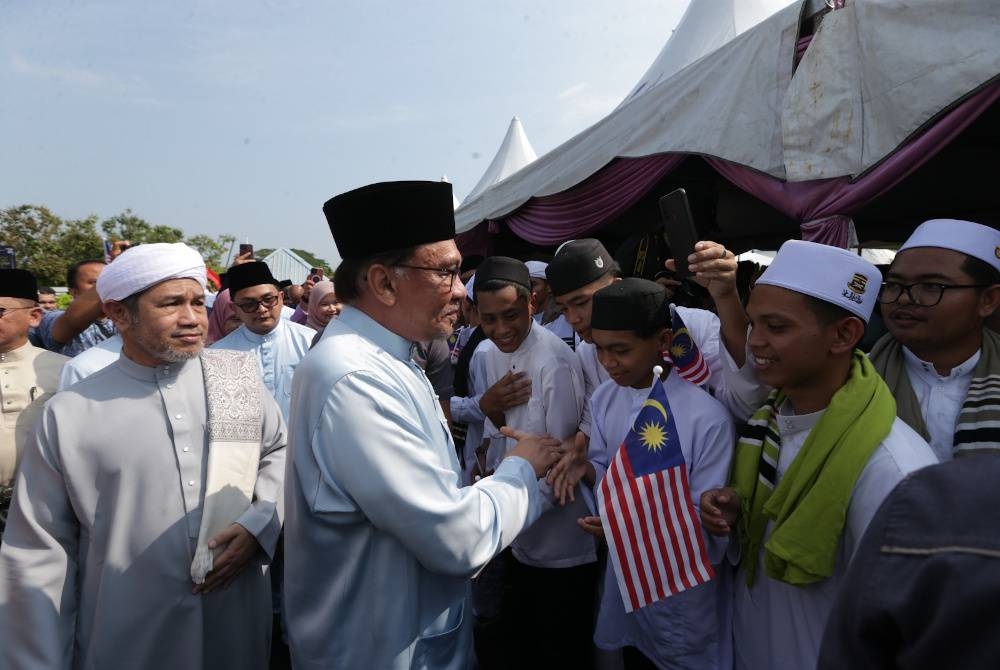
[642, 399, 669, 422]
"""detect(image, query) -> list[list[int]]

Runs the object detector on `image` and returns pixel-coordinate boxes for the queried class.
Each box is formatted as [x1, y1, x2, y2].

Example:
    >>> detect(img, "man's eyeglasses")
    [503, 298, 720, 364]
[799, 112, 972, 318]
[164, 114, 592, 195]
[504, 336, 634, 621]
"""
[877, 281, 990, 307]
[234, 294, 281, 313]
[0, 306, 37, 319]
[394, 264, 460, 291]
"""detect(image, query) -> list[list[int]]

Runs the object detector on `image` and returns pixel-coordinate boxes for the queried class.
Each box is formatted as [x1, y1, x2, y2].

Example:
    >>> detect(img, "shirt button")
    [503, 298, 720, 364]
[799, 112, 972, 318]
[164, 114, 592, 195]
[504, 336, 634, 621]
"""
[175, 414, 183, 419]
[166, 384, 174, 389]
[183, 447, 190, 453]
[187, 480, 195, 487]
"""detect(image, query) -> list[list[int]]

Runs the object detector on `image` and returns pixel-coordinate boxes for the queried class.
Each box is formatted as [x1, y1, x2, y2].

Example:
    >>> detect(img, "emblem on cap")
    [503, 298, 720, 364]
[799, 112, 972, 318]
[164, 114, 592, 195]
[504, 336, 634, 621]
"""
[847, 273, 869, 294]
[594, 257, 604, 269]
[995, 246, 1000, 260]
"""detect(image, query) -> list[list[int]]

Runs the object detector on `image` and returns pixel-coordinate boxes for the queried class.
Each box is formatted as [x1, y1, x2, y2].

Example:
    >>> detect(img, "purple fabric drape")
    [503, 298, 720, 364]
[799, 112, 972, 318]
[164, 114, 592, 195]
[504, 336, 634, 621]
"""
[455, 219, 494, 258]
[502, 154, 686, 245]
[706, 81, 1000, 245]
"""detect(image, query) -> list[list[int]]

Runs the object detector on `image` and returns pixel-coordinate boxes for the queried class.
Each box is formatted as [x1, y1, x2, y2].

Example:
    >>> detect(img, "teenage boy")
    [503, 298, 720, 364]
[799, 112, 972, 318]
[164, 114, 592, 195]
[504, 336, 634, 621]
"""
[474, 255, 596, 668]
[578, 278, 735, 668]
[870, 219, 1000, 461]
[700, 240, 938, 670]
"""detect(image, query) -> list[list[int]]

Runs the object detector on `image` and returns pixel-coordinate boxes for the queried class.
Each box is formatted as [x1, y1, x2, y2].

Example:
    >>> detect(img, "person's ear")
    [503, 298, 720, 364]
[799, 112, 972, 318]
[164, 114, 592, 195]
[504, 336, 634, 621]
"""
[366, 263, 399, 307]
[529, 290, 537, 317]
[977, 284, 1000, 319]
[830, 316, 865, 354]
[658, 327, 673, 353]
[104, 300, 133, 332]
[27, 306, 44, 328]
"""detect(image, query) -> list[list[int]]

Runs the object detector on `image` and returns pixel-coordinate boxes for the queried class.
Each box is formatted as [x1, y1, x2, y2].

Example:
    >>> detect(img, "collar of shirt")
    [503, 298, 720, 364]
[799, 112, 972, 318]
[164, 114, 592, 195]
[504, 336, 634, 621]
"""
[902, 346, 980, 383]
[237, 319, 284, 344]
[777, 400, 825, 437]
[336, 305, 412, 363]
[115, 351, 192, 383]
[0, 341, 35, 363]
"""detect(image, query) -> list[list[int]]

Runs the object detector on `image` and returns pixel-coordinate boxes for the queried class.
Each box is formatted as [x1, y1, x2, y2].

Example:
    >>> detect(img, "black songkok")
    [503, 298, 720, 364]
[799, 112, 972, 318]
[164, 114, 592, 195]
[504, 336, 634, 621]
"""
[475, 256, 531, 292]
[226, 262, 280, 297]
[323, 181, 456, 259]
[0, 269, 39, 301]
[545, 238, 615, 296]
[591, 278, 669, 331]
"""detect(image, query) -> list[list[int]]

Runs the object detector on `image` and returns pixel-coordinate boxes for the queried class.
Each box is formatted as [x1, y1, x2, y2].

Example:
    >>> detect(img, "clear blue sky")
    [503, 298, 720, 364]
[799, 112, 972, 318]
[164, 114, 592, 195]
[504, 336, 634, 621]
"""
[1, 0, 689, 266]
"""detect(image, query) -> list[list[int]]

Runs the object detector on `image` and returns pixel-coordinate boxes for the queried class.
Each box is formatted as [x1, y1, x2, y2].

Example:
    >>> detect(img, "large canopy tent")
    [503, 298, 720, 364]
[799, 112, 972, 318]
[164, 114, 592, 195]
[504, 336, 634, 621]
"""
[463, 116, 538, 203]
[455, 0, 1000, 262]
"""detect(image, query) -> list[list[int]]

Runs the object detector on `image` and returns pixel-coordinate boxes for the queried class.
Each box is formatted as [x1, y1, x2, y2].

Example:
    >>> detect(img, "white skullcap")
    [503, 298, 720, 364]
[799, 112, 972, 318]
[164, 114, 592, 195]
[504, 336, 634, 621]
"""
[464, 273, 475, 302]
[756, 240, 881, 322]
[898, 219, 1000, 273]
[525, 261, 549, 280]
[97, 243, 207, 302]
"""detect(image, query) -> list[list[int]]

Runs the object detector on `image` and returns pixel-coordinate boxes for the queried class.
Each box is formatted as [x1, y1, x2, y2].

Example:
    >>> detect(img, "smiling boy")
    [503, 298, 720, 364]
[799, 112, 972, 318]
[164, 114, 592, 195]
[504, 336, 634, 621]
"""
[700, 240, 938, 670]
[474, 255, 596, 668]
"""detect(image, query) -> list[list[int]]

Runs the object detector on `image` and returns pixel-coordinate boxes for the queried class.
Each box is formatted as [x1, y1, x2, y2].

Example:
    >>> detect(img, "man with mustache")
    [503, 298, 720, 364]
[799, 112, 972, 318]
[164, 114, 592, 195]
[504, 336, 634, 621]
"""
[283, 181, 563, 670]
[870, 219, 1000, 461]
[0, 243, 286, 668]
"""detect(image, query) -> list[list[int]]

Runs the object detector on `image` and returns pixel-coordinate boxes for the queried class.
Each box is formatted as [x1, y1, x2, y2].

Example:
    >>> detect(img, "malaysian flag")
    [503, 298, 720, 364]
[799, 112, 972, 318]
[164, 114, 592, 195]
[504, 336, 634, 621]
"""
[668, 308, 710, 385]
[597, 377, 714, 612]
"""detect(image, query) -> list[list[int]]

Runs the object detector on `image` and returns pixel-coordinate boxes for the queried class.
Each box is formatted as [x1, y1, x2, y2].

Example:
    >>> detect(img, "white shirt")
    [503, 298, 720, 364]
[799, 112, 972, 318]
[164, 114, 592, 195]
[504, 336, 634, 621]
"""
[732, 405, 938, 670]
[480, 321, 594, 568]
[539, 313, 576, 349]
[901, 346, 978, 461]
[212, 320, 314, 419]
[58, 335, 123, 390]
[588, 372, 735, 667]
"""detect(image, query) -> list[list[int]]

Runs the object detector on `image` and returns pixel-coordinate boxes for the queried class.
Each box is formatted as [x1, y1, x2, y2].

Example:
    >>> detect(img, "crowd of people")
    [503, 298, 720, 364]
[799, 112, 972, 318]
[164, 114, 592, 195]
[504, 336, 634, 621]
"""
[0, 179, 998, 669]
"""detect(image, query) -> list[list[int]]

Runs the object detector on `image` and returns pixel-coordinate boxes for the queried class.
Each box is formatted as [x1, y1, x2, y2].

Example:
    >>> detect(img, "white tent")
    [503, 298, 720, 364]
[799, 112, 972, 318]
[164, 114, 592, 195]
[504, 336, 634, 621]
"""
[463, 116, 538, 203]
[455, 0, 1000, 234]
[621, 0, 796, 105]
[440, 175, 461, 210]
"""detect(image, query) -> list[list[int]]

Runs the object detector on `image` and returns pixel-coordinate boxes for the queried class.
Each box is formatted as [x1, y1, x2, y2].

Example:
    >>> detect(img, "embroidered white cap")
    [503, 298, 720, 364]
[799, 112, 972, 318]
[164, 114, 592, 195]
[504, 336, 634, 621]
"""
[897, 219, 1000, 273]
[755, 240, 881, 322]
[97, 242, 207, 303]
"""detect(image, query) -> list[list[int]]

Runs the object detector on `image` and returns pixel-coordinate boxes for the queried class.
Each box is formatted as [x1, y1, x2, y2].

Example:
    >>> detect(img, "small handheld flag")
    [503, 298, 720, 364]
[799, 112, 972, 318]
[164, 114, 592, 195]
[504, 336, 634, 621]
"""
[597, 372, 714, 612]
[668, 307, 710, 386]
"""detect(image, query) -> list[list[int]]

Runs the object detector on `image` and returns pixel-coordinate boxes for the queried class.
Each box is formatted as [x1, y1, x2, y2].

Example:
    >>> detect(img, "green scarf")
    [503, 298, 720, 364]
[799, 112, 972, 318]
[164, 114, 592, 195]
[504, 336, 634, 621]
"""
[730, 351, 896, 586]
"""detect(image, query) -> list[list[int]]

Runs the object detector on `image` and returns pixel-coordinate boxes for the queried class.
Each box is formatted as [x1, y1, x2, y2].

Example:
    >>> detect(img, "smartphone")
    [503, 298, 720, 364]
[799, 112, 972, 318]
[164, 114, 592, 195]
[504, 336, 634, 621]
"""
[659, 188, 698, 277]
[0, 246, 15, 270]
[239, 243, 254, 258]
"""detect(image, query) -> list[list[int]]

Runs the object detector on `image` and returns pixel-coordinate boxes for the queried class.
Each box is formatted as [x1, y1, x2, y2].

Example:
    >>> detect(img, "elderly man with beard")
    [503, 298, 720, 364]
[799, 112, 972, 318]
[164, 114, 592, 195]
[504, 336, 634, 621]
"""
[0, 243, 286, 669]
[284, 181, 563, 670]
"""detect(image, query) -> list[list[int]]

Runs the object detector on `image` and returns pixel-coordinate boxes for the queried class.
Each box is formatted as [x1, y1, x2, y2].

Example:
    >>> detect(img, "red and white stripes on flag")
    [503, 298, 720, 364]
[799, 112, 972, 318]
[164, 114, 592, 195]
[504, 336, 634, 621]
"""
[597, 379, 714, 612]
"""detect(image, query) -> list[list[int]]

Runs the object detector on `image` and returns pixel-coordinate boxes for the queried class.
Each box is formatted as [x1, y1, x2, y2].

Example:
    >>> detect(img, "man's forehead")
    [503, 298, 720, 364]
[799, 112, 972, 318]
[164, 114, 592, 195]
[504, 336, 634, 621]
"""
[413, 240, 460, 265]
[888, 247, 969, 277]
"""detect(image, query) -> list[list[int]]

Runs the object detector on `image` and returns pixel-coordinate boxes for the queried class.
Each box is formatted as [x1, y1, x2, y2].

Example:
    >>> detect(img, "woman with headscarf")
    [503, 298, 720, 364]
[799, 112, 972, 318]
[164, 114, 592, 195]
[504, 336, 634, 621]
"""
[206, 289, 242, 344]
[305, 280, 341, 341]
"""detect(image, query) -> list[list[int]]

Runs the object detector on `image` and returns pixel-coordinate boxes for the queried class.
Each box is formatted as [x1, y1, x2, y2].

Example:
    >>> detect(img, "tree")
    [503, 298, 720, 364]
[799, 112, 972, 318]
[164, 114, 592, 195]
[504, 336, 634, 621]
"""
[186, 234, 236, 273]
[0, 205, 102, 285]
[100, 209, 184, 244]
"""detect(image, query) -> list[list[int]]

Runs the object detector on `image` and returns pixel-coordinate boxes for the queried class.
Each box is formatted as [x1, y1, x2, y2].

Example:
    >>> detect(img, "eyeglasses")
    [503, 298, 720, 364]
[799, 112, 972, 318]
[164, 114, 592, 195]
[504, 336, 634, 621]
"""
[234, 294, 281, 313]
[394, 264, 460, 290]
[0, 306, 37, 319]
[877, 281, 990, 307]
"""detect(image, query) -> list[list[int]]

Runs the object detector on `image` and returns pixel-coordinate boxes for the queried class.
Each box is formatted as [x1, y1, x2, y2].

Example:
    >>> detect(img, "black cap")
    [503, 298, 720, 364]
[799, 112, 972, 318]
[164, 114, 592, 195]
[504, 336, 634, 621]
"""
[591, 278, 669, 331]
[475, 256, 531, 293]
[226, 262, 280, 297]
[0, 269, 39, 301]
[460, 254, 484, 275]
[323, 181, 456, 259]
[546, 239, 615, 296]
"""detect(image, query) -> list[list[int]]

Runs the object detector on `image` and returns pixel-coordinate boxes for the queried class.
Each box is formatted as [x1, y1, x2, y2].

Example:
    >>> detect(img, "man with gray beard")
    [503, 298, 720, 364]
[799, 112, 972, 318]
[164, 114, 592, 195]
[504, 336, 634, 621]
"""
[0, 243, 286, 669]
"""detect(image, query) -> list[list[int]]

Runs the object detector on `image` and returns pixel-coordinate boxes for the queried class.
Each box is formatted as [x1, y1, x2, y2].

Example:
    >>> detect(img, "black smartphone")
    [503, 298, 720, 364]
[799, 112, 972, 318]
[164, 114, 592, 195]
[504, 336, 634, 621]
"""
[659, 188, 698, 277]
[239, 243, 254, 258]
[0, 246, 14, 269]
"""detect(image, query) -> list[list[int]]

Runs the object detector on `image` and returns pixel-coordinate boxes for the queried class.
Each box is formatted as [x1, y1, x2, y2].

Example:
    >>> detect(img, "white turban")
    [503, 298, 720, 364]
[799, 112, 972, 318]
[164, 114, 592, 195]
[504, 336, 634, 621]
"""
[97, 243, 207, 302]
[756, 240, 881, 323]
[898, 219, 1000, 273]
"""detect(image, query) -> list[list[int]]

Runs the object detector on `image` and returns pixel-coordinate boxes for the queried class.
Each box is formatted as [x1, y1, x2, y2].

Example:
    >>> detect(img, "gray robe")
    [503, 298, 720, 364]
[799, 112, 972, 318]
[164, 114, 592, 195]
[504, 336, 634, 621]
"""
[0, 354, 286, 670]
